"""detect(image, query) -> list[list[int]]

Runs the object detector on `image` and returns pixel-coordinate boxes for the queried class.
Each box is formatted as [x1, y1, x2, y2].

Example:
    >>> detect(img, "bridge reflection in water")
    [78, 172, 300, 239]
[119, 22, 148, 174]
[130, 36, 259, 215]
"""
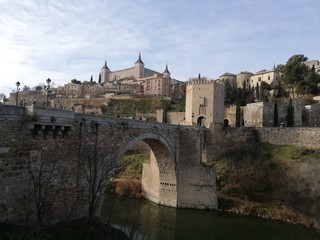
[101, 192, 319, 240]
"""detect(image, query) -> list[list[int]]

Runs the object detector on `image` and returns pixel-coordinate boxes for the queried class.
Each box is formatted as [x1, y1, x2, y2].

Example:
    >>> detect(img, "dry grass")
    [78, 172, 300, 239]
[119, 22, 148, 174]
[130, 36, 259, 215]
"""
[109, 177, 142, 198]
[213, 128, 320, 229]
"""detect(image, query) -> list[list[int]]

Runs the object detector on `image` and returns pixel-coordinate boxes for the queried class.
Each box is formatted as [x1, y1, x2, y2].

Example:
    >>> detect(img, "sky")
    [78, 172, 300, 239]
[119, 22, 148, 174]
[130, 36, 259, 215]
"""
[1, 0, 320, 96]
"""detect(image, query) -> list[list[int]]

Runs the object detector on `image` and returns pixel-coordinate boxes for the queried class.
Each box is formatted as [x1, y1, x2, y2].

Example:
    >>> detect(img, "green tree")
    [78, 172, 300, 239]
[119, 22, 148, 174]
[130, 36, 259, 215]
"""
[236, 104, 241, 127]
[296, 80, 310, 95]
[224, 80, 234, 106]
[71, 79, 82, 84]
[305, 68, 320, 95]
[256, 83, 260, 101]
[281, 54, 309, 98]
[98, 73, 102, 84]
[274, 101, 278, 127]
[286, 98, 294, 127]
[260, 81, 271, 101]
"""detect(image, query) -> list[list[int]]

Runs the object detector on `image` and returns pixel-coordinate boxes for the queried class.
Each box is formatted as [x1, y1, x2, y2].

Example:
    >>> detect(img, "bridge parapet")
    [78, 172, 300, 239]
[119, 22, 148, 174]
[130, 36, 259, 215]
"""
[0, 104, 218, 225]
[23, 105, 75, 138]
[25, 105, 75, 125]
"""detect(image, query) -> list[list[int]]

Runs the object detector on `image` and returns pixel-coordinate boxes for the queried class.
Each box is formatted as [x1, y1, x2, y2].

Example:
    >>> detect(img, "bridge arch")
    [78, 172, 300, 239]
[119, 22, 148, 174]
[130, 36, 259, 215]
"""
[117, 132, 177, 207]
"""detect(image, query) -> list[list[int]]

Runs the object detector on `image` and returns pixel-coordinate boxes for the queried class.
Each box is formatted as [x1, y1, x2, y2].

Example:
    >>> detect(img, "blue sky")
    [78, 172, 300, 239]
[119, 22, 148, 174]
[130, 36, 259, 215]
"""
[1, 0, 319, 95]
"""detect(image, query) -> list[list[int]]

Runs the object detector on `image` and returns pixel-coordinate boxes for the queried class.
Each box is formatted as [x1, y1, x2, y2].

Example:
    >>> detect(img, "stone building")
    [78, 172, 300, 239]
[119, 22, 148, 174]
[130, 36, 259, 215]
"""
[9, 89, 55, 107]
[63, 82, 83, 98]
[100, 53, 173, 97]
[170, 79, 186, 99]
[100, 54, 167, 82]
[305, 60, 320, 75]
[236, 71, 253, 89]
[81, 82, 104, 98]
[250, 69, 281, 89]
[185, 79, 224, 127]
[142, 73, 171, 96]
[219, 72, 237, 88]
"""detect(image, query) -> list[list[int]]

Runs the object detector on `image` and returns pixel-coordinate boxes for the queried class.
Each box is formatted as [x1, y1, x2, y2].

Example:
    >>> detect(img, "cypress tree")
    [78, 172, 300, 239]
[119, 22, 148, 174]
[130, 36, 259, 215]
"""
[236, 104, 241, 127]
[286, 98, 294, 127]
[274, 100, 278, 127]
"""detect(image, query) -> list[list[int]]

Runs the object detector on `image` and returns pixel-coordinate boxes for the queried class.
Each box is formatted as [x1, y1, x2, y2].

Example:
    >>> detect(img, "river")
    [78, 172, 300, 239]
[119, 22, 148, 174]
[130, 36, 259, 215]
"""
[100, 192, 319, 240]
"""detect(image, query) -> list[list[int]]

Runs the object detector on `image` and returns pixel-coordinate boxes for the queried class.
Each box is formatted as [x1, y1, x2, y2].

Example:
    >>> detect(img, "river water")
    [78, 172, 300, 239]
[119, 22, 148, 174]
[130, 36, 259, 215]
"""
[100, 192, 319, 240]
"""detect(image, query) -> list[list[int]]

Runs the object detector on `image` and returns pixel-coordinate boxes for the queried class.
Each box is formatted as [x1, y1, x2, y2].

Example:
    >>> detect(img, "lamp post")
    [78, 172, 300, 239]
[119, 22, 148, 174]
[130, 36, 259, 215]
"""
[46, 78, 51, 107]
[15, 81, 20, 106]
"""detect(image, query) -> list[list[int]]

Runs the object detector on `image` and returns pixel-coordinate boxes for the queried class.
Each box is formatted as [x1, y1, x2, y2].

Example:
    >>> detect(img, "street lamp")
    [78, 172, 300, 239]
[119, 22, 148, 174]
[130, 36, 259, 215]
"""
[46, 78, 51, 107]
[15, 81, 20, 106]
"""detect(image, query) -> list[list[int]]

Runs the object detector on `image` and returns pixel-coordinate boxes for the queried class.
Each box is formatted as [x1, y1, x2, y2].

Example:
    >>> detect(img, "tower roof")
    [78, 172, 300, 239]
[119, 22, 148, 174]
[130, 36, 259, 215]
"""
[135, 53, 144, 65]
[163, 63, 170, 76]
[103, 60, 110, 70]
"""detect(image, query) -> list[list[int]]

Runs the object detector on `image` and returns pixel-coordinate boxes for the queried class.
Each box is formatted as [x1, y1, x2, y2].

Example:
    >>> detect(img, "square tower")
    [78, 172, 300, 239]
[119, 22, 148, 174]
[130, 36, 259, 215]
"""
[185, 79, 224, 128]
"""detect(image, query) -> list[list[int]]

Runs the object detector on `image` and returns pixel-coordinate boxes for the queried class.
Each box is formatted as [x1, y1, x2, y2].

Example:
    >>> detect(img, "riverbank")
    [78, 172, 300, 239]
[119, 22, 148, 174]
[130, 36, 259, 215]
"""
[109, 176, 319, 230]
[112, 139, 320, 230]
[218, 192, 318, 229]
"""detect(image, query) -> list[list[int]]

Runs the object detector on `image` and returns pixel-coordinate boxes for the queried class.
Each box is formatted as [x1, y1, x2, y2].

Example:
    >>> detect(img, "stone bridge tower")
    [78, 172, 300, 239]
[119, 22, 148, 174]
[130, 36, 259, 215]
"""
[185, 79, 225, 128]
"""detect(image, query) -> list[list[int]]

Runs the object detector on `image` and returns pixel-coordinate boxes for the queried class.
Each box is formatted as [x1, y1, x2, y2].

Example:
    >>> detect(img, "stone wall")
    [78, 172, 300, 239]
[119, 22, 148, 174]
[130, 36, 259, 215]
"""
[242, 101, 303, 127]
[255, 127, 320, 149]
[165, 112, 185, 125]
[224, 106, 237, 127]
[244, 102, 274, 127]
[51, 97, 107, 111]
[0, 104, 217, 224]
[304, 104, 320, 127]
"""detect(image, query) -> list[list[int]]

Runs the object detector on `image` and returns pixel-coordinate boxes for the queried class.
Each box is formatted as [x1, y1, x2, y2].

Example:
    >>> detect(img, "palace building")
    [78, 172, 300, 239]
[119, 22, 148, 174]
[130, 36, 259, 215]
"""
[100, 53, 171, 96]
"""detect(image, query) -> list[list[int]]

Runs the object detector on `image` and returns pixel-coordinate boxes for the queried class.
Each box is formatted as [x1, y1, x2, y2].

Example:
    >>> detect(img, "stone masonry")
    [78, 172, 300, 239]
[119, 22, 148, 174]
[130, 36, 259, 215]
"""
[0, 104, 217, 224]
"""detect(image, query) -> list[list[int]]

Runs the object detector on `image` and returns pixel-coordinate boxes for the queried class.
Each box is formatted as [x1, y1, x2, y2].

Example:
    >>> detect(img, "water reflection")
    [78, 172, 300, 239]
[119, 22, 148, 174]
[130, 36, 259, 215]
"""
[101, 192, 319, 240]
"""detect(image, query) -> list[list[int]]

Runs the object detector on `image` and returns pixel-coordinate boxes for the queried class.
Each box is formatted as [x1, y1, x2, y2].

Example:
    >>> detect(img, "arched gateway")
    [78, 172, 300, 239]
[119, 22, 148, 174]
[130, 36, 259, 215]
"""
[0, 105, 218, 224]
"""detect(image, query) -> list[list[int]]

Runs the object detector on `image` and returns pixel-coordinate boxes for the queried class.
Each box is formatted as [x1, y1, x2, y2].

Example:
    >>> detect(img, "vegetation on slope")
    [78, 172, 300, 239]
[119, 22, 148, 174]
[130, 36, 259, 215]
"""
[212, 128, 320, 228]
[109, 150, 150, 197]
[102, 98, 185, 117]
[117, 150, 149, 178]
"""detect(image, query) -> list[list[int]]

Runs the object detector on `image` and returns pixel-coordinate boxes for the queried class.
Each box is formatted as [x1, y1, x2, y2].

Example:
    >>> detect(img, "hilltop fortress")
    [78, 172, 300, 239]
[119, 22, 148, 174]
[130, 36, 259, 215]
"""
[100, 53, 171, 82]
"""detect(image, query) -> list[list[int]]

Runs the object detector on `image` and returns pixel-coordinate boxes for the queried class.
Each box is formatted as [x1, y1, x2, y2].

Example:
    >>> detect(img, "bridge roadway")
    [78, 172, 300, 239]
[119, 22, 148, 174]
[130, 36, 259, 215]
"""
[0, 104, 217, 224]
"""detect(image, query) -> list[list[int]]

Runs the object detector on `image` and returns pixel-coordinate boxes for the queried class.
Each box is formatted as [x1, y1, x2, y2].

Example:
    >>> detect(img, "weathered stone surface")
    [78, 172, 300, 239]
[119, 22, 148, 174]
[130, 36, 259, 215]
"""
[256, 127, 320, 148]
[0, 105, 217, 224]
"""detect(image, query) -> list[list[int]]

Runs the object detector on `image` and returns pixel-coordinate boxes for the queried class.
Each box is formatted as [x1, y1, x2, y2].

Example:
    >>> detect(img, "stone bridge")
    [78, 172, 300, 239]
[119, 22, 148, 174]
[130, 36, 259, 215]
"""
[0, 104, 217, 224]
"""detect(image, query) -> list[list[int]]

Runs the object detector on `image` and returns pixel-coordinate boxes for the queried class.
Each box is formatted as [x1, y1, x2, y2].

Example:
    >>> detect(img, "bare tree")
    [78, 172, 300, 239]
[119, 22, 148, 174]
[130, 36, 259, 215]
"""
[81, 122, 115, 224]
[26, 144, 69, 225]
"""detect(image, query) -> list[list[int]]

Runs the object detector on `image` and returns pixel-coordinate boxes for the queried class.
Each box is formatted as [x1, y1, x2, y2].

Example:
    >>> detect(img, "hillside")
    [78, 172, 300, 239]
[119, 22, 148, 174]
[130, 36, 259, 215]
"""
[102, 98, 185, 117]
[212, 128, 320, 229]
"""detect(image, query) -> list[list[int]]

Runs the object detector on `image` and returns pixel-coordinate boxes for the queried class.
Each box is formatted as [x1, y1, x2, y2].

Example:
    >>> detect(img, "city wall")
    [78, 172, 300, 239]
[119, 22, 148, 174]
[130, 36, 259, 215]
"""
[255, 127, 320, 149]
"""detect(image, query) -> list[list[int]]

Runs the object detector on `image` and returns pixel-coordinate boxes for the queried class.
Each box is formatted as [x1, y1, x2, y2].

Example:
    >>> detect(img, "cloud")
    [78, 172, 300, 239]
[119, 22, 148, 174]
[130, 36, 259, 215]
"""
[0, 0, 319, 95]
